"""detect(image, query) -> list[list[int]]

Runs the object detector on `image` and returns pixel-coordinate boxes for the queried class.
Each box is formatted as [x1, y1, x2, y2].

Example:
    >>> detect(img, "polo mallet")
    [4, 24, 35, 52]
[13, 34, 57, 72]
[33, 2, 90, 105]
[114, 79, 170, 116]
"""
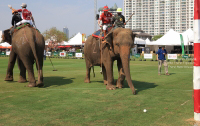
[125, 13, 135, 24]
[48, 56, 57, 71]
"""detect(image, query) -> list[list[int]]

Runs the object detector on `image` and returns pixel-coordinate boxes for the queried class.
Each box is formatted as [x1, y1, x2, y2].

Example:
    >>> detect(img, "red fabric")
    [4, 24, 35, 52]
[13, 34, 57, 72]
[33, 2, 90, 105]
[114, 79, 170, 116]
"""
[194, 0, 200, 19]
[99, 12, 112, 24]
[92, 34, 104, 39]
[58, 46, 71, 48]
[18, 9, 32, 20]
[194, 89, 200, 113]
[194, 43, 200, 66]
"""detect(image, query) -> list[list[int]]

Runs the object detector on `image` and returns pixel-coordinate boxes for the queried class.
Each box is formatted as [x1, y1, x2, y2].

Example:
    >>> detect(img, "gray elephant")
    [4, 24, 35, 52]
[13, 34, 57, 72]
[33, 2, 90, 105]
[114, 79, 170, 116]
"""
[3, 26, 45, 87]
[84, 28, 136, 94]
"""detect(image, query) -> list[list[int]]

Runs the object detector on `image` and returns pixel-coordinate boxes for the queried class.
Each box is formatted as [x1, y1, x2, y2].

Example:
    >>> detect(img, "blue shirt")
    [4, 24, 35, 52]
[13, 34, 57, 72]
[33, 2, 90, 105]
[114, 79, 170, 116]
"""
[156, 49, 167, 60]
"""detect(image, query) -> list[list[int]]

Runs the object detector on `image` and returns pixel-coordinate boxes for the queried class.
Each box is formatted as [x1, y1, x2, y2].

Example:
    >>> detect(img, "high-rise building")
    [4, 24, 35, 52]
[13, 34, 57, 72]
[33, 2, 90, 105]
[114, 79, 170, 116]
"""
[124, 0, 194, 35]
[63, 27, 69, 40]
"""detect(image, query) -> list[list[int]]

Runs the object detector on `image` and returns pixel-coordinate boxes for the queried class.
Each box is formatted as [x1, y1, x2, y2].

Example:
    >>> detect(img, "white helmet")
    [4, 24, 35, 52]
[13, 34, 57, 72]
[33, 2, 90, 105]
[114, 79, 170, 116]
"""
[21, 3, 27, 8]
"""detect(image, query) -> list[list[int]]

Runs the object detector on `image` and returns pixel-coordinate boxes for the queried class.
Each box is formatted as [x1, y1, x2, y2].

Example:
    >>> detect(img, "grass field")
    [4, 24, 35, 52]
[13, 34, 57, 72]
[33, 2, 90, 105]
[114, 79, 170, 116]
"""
[0, 57, 195, 126]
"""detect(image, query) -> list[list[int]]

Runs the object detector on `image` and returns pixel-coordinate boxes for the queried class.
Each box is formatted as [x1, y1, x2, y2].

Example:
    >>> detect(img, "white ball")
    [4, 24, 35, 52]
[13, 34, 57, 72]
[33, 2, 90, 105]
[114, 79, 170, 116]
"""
[143, 109, 147, 112]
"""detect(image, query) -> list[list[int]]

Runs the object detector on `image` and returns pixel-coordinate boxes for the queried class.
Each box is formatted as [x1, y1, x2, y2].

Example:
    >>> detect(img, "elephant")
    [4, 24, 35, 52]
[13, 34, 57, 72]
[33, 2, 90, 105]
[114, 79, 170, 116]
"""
[3, 26, 45, 87]
[84, 28, 137, 94]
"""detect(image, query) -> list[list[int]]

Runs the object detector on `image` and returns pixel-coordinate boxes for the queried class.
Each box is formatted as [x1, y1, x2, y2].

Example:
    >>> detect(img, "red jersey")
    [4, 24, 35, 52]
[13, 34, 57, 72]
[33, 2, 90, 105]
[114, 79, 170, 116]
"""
[99, 12, 112, 24]
[18, 9, 32, 20]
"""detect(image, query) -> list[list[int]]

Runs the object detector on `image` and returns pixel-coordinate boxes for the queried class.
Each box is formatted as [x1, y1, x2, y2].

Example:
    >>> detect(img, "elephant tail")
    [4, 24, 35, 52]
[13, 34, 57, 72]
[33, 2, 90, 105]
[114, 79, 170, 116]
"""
[92, 66, 95, 77]
[28, 31, 41, 76]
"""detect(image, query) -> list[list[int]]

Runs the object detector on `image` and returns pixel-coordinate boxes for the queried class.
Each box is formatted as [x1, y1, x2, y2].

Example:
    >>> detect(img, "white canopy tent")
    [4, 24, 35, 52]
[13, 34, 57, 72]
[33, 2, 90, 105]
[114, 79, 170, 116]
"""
[0, 42, 11, 47]
[145, 29, 194, 46]
[64, 32, 82, 46]
[181, 28, 194, 43]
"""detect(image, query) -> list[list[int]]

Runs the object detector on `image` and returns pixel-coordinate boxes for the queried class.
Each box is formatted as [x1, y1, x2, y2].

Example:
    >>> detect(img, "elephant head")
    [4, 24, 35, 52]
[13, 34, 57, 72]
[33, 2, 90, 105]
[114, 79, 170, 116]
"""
[2, 29, 12, 44]
[105, 28, 137, 94]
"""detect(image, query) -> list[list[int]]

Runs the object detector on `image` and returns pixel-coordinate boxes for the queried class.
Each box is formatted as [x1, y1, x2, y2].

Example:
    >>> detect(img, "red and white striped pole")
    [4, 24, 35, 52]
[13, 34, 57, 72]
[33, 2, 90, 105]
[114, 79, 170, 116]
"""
[194, 0, 200, 121]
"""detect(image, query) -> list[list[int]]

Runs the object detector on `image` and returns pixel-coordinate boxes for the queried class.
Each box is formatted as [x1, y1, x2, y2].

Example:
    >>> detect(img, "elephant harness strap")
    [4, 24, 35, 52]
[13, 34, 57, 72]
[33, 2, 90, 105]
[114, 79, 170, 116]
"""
[11, 23, 40, 35]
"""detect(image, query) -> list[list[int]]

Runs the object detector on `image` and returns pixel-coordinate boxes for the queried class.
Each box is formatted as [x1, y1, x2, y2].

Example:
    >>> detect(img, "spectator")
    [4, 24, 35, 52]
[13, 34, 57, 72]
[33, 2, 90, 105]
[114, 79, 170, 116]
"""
[156, 46, 170, 75]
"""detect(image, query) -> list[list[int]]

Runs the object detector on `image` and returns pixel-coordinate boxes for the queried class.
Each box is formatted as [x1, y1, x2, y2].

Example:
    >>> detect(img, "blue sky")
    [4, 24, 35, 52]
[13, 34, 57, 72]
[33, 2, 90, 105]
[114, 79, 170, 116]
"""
[0, 0, 123, 37]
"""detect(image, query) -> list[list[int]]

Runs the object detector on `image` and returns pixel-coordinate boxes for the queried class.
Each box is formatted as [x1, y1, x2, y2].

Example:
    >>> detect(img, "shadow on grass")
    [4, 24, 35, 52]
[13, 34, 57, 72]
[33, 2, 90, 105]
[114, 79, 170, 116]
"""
[43, 76, 74, 88]
[92, 80, 157, 94]
[123, 80, 157, 94]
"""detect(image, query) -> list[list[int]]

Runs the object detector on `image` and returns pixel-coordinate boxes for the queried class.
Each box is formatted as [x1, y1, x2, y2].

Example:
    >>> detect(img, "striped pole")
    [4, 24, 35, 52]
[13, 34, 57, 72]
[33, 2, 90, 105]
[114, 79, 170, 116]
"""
[194, 0, 200, 121]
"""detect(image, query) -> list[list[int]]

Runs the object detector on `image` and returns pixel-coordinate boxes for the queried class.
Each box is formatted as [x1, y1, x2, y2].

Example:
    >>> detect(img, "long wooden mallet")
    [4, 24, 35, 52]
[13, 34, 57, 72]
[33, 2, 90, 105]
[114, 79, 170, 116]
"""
[125, 13, 135, 24]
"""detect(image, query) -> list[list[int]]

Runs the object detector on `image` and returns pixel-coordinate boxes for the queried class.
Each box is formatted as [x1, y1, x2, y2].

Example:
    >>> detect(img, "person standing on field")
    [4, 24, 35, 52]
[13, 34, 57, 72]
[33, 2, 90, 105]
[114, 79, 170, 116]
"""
[156, 46, 170, 75]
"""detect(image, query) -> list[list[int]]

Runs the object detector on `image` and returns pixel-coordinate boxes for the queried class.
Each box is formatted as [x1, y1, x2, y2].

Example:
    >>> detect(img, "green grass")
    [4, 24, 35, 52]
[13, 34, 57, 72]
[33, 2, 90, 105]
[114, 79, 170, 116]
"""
[0, 57, 194, 126]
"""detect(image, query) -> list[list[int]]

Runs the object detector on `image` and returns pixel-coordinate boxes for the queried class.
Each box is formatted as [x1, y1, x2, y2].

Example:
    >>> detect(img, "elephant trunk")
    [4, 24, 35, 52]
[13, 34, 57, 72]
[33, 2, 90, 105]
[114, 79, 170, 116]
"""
[120, 46, 136, 95]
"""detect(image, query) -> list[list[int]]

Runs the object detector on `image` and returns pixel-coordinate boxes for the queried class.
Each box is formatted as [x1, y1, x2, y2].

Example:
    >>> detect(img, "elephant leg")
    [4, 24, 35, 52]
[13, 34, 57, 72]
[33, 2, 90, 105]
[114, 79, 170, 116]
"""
[116, 59, 125, 88]
[102, 65, 107, 85]
[104, 59, 115, 90]
[36, 54, 44, 87]
[5, 51, 17, 81]
[84, 60, 91, 83]
[17, 57, 27, 83]
[22, 58, 36, 87]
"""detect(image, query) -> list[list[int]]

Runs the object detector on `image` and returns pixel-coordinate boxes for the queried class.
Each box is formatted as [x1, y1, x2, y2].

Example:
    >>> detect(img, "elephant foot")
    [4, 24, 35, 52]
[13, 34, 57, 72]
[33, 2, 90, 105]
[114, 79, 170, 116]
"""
[132, 88, 136, 95]
[36, 82, 44, 87]
[4, 76, 13, 81]
[84, 78, 90, 83]
[116, 81, 124, 89]
[18, 76, 27, 83]
[104, 80, 107, 85]
[18, 79, 27, 83]
[27, 83, 36, 87]
[106, 84, 116, 90]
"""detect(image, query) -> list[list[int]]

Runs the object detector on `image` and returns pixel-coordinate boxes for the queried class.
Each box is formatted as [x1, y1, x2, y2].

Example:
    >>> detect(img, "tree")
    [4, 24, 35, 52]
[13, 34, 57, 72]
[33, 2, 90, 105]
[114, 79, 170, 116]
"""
[43, 27, 68, 52]
[43, 27, 68, 43]
[152, 35, 163, 41]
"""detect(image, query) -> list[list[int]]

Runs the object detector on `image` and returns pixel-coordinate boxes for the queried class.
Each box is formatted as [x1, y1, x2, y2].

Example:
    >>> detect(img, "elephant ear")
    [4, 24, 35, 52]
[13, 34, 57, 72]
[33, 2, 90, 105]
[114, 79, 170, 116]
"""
[2, 29, 12, 44]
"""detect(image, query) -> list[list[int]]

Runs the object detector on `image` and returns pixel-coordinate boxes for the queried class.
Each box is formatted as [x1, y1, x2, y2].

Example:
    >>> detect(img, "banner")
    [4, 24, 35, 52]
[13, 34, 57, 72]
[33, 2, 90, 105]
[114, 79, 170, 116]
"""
[144, 54, 152, 59]
[60, 52, 66, 57]
[168, 54, 177, 59]
[134, 54, 140, 58]
[6, 51, 10, 55]
[180, 34, 185, 56]
[75, 53, 82, 58]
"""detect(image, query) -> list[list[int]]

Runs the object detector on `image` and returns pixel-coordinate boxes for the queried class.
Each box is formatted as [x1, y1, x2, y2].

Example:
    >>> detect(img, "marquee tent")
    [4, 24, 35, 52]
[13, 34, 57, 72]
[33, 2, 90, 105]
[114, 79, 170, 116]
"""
[64, 32, 82, 45]
[145, 29, 193, 46]
[181, 28, 194, 42]
[0, 42, 11, 47]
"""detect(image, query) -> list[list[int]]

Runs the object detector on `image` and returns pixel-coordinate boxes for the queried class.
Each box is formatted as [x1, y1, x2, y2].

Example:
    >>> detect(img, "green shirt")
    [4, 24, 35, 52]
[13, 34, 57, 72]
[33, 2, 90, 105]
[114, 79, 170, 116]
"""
[112, 14, 125, 28]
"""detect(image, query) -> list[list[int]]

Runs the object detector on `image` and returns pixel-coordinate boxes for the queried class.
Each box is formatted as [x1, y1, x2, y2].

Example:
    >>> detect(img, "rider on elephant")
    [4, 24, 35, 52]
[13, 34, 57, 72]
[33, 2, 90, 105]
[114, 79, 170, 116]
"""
[10, 9, 22, 34]
[98, 6, 112, 37]
[11, 9, 22, 26]
[112, 8, 126, 28]
[9, 3, 35, 27]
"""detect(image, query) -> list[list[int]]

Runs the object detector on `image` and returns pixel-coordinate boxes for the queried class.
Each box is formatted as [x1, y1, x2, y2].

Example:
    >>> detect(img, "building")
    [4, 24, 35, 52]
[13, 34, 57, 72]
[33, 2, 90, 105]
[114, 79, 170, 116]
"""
[132, 29, 152, 40]
[63, 27, 69, 40]
[124, 0, 194, 36]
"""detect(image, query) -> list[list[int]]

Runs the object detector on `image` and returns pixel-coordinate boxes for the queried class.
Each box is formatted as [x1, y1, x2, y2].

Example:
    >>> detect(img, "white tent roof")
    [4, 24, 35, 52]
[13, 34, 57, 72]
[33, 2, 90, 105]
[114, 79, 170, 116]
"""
[0, 42, 11, 47]
[182, 28, 194, 42]
[134, 37, 146, 44]
[64, 32, 82, 45]
[146, 29, 192, 45]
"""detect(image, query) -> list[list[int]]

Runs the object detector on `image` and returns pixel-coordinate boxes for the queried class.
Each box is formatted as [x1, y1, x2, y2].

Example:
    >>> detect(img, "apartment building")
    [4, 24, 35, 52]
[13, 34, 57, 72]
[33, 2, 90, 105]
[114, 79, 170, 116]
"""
[124, 0, 194, 35]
